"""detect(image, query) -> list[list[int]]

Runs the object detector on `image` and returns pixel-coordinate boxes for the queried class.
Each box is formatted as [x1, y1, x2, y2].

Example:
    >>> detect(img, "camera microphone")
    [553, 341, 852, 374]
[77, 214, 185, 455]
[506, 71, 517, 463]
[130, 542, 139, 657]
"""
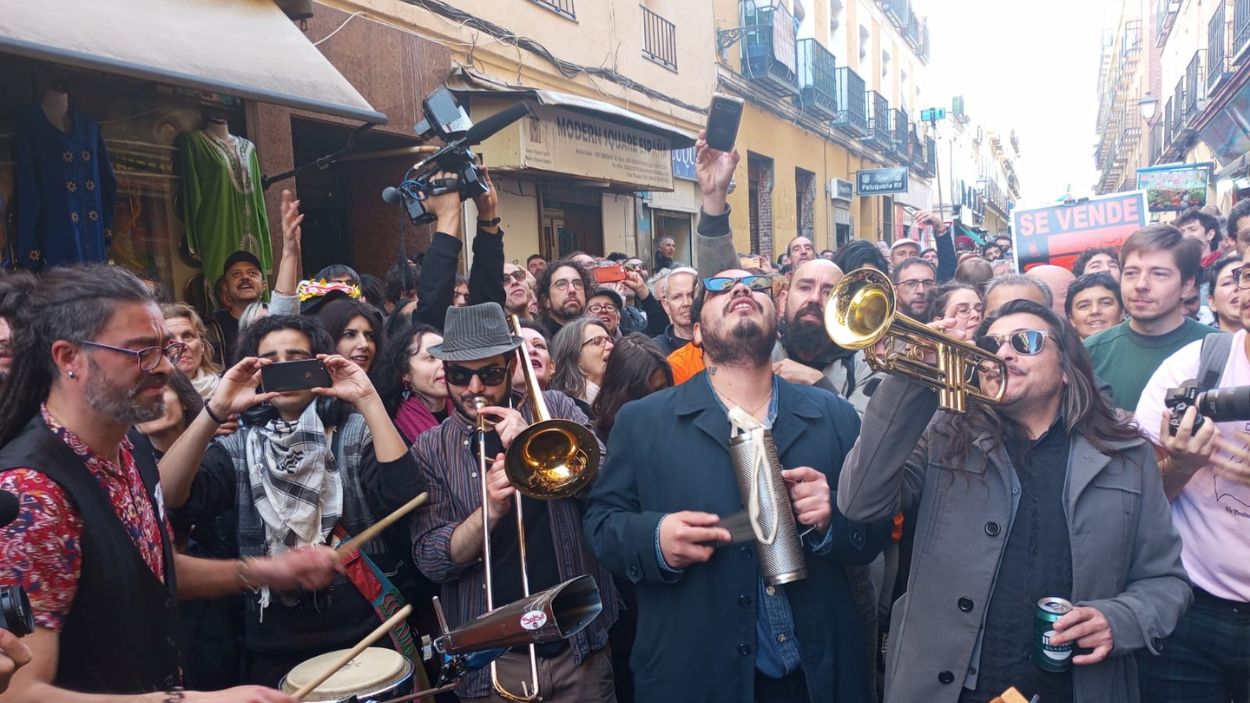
[381, 186, 402, 205]
[0, 491, 17, 529]
[463, 103, 531, 146]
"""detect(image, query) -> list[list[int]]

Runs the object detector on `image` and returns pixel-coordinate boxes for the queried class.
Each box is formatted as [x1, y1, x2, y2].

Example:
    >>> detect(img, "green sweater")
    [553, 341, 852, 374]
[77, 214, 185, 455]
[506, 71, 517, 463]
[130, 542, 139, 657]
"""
[1084, 317, 1215, 411]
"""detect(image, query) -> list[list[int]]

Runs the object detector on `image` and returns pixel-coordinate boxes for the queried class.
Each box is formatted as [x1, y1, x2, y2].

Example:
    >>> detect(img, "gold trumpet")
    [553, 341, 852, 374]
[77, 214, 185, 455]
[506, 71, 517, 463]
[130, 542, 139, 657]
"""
[823, 267, 1007, 413]
[472, 316, 602, 702]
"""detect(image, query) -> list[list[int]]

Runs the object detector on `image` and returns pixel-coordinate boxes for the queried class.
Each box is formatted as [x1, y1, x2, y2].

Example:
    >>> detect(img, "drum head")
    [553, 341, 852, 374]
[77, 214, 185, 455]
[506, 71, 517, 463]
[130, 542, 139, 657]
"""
[280, 647, 411, 702]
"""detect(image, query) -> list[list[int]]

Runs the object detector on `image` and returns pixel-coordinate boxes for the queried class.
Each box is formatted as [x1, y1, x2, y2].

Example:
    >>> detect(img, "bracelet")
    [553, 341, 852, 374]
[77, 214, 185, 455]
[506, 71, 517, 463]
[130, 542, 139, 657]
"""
[478, 217, 501, 227]
[203, 403, 227, 425]
[237, 557, 261, 593]
[162, 688, 186, 703]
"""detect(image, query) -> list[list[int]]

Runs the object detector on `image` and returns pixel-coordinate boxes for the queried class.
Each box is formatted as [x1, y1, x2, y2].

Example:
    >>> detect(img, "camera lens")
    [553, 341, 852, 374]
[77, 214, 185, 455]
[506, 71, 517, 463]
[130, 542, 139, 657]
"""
[1198, 386, 1250, 424]
[0, 584, 33, 637]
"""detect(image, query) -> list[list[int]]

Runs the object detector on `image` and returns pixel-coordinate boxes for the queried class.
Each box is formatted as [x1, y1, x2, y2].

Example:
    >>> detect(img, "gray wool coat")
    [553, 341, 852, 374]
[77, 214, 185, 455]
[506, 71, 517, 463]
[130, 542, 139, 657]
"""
[838, 376, 1192, 703]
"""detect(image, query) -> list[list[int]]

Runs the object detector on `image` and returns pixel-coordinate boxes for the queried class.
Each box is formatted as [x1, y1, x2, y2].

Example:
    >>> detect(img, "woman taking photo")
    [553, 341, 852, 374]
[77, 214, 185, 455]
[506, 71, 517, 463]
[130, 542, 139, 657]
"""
[162, 303, 222, 400]
[317, 297, 386, 375]
[1066, 272, 1125, 339]
[374, 323, 448, 445]
[549, 317, 614, 413]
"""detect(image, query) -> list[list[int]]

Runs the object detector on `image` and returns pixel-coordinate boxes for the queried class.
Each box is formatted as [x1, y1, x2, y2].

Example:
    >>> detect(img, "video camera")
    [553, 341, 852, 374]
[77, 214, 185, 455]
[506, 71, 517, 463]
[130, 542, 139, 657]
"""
[1165, 381, 1250, 435]
[383, 87, 530, 225]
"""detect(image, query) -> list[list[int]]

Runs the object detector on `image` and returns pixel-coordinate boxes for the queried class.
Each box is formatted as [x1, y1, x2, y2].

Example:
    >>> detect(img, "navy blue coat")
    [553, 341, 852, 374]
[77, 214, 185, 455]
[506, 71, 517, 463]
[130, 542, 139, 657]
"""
[584, 372, 887, 703]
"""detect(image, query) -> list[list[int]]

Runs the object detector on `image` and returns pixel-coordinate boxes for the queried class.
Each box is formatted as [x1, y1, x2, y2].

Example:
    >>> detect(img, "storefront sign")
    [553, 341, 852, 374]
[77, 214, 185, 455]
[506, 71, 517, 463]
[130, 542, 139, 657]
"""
[518, 106, 674, 190]
[856, 167, 909, 195]
[1136, 162, 1213, 211]
[1011, 190, 1148, 271]
[672, 146, 696, 181]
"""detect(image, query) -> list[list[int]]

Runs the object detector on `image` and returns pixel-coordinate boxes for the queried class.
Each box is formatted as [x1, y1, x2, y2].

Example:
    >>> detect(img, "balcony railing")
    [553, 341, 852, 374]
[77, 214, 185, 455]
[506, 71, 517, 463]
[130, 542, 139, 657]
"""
[1209, 2, 1231, 90]
[797, 38, 837, 119]
[924, 135, 936, 176]
[919, 21, 930, 63]
[832, 66, 868, 136]
[1157, 0, 1180, 47]
[741, 0, 799, 95]
[909, 125, 924, 171]
[866, 91, 892, 150]
[884, 0, 910, 29]
[893, 107, 910, 157]
[1149, 120, 1162, 165]
[1164, 97, 1174, 147]
[1184, 51, 1202, 124]
[531, 0, 575, 20]
[1172, 77, 1185, 138]
[905, 14, 922, 51]
[641, 6, 677, 71]
[1236, 0, 1250, 60]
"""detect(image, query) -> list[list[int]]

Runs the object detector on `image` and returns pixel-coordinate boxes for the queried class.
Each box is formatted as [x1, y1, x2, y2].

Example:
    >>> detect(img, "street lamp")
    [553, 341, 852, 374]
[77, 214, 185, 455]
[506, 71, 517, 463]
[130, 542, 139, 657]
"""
[1139, 93, 1159, 123]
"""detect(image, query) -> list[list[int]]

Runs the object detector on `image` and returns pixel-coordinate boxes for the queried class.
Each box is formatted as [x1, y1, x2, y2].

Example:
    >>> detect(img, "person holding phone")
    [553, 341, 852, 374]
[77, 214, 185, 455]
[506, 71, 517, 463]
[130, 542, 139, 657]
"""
[156, 315, 426, 687]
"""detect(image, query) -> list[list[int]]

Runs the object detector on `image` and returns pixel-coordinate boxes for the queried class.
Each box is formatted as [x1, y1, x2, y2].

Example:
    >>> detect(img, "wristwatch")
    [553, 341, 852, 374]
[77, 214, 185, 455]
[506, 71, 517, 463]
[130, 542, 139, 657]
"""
[478, 217, 502, 227]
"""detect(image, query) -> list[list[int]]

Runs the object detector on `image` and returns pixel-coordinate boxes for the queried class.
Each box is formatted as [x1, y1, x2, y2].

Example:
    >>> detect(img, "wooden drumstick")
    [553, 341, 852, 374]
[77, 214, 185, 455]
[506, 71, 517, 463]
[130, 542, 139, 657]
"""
[336, 492, 429, 557]
[291, 604, 414, 701]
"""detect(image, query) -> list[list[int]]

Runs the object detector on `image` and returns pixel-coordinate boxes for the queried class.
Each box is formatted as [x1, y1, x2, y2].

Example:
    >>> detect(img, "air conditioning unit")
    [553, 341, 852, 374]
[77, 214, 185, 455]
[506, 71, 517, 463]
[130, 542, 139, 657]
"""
[830, 178, 854, 202]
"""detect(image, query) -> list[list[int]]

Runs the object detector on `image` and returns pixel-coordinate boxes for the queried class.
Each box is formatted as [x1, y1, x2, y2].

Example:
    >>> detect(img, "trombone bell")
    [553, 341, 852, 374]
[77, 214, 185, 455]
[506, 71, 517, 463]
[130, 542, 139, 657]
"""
[824, 267, 1008, 413]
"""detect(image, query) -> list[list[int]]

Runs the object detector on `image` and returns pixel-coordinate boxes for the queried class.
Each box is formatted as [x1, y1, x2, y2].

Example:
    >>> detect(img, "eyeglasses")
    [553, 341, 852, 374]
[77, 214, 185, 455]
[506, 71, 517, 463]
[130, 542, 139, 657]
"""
[503, 270, 527, 284]
[581, 335, 612, 350]
[702, 275, 772, 293]
[551, 279, 585, 292]
[1235, 267, 1250, 290]
[974, 329, 1050, 356]
[588, 303, 619, 314]
[951, 302, 984, 317]
[80, 340, 186, 373]
[444, 365, 510, 386]
[897, 278, 936, 290]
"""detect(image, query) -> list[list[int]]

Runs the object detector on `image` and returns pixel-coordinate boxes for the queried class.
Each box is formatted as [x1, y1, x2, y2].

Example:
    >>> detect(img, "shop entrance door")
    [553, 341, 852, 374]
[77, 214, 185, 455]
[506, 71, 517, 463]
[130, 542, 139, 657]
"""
[541, 186, 602, 259]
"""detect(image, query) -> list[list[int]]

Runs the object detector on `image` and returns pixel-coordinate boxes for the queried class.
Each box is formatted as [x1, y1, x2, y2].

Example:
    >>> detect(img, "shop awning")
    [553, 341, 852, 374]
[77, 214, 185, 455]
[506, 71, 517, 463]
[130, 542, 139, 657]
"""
[448, 68, 696, 148]
[0, 0, 386, 124]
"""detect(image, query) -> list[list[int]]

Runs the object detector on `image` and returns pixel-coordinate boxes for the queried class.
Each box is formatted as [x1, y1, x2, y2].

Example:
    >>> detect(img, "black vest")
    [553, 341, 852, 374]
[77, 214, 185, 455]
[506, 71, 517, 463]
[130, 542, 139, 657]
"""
[0, 415, 180, 693]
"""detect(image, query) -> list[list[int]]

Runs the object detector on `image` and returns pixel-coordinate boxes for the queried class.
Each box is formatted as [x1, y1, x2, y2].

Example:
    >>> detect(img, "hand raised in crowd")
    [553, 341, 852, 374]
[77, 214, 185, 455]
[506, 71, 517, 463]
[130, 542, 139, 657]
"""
[781, 467, 832, 532]
[279, 189, 304, 252]
[1048, 605, 1114, 665]
[418, 170, 464, 238]
[1160, 405, 1219, 475]
[311, 354, 378, 405]
[0, 628, 31, 694]
[694, 128, 740, 215]
[622, 270, 650, 300]
[772, 358, 824, 386]
[913, 208, 947, 235]
[208, 357, 279, 418]
[484, 453, 516, 523]
[478, 405, 527, 449]
[658, 511, 731, 569]
[473, 166, 499, 229]
[253, 545, 342, 592]
[183, 684, 297, 703]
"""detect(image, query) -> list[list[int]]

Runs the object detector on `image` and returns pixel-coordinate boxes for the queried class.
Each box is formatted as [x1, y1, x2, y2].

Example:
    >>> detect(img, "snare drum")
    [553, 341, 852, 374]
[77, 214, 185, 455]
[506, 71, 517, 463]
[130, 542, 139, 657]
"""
[280, 647, 414, 703]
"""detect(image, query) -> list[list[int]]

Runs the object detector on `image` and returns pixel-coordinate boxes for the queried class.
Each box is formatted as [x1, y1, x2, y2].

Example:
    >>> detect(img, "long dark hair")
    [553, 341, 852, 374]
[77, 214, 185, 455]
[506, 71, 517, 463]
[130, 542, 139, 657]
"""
[591, 334, 673, 439]
[316, 298, 386, 368]
[0, 265, 153, 445]
[374, 322, 441, 417]
[931, 299, 1141, 463]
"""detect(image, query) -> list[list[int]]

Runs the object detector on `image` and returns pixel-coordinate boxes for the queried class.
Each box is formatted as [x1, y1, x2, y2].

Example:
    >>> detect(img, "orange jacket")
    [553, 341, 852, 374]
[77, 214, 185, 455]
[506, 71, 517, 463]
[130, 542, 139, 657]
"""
[667, 342, 705, 385]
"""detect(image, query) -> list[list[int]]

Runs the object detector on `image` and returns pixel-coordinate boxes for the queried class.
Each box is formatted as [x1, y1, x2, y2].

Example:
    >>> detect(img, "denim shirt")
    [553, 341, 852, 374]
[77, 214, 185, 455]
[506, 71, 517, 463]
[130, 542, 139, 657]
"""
[654, 375, 834, 678]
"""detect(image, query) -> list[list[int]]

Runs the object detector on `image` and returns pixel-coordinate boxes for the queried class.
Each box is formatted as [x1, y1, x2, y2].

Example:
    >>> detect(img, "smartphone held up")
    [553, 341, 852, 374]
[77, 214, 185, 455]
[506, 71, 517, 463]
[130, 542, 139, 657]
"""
[260, 359, 333, 394]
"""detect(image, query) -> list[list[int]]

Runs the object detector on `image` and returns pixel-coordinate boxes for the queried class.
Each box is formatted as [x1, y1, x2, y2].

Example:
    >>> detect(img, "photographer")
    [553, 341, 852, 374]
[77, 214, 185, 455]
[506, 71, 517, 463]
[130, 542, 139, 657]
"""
[1134, 316, 1250, 702]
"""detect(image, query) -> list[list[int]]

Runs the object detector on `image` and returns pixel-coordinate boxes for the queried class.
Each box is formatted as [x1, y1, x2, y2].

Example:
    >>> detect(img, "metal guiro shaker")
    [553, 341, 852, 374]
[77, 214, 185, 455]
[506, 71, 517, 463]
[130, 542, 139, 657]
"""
[727, 418, 808, 586]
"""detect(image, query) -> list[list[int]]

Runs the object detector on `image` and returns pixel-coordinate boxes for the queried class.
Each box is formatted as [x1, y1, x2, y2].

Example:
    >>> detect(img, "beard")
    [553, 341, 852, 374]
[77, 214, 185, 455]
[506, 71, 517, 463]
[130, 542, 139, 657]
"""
[702, 314, 777, 367]
[783, 302, 834, 359]
[85, 357, 168, 425]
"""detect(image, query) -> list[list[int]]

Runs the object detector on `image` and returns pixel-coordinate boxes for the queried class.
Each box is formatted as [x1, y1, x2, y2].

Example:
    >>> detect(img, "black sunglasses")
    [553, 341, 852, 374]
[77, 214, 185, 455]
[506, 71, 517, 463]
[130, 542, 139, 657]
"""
[974, 329, 1049, 356]
[445, 364, 510, 386]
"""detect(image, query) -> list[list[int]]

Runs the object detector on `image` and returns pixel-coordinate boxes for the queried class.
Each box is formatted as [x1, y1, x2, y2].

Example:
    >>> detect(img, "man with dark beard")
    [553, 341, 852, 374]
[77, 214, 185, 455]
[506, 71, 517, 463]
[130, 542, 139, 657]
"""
[536, 258, 594, 336]
[586, 266, 888, 703]
[770, 258, 879, 413]
[0, 265, 338, 702]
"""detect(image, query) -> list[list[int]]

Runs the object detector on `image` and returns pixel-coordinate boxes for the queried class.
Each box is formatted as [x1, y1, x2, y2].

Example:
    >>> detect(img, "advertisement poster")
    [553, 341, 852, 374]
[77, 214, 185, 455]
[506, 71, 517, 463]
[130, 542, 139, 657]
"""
[1136, 162, 1213, 212]
[1011, 191, 1148, 271]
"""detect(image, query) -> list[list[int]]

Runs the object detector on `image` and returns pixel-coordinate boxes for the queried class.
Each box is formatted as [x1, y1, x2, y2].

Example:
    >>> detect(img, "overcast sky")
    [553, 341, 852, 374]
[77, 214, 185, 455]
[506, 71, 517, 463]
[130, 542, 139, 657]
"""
[922, 0, 1111, 205]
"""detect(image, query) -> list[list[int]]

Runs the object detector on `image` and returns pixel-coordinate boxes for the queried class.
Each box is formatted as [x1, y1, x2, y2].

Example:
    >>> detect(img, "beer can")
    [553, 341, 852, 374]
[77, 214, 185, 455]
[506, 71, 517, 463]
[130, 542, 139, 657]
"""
[1034, 597, 1074, 673]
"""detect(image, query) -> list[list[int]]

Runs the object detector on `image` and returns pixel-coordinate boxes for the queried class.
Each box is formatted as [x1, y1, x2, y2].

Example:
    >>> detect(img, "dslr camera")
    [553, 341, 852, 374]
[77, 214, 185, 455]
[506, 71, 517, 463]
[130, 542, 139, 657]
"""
[383, 87, 528, 225]
[1164, 381, 1250, 435]
[0, 584, 32, 637]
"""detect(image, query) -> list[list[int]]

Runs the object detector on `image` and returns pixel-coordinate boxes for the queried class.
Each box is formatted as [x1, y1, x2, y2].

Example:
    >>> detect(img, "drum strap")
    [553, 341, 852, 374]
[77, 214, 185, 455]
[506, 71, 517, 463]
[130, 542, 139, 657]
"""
[332, 523, 432, 695]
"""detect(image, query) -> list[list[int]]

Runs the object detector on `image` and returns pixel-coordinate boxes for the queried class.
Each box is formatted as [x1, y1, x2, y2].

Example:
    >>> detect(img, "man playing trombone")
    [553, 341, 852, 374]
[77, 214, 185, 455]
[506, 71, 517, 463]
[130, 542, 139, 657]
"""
[411, 303, 619, 702]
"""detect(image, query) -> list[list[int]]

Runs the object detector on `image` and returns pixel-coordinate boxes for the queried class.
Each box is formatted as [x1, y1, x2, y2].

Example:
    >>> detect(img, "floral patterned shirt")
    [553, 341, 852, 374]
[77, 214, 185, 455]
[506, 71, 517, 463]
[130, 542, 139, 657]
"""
[0, 407, 170, 631]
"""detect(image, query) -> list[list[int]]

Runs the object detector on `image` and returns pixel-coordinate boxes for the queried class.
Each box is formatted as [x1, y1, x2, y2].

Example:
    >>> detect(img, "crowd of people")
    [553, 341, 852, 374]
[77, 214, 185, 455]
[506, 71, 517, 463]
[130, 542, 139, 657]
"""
[0, 128, 1244, 703]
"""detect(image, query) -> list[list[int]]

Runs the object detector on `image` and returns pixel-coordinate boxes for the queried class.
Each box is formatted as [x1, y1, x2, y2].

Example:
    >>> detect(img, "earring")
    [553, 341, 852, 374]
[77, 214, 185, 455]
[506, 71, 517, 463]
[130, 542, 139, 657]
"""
[401, 379, 412, 400]
[66, 370, 76, 379]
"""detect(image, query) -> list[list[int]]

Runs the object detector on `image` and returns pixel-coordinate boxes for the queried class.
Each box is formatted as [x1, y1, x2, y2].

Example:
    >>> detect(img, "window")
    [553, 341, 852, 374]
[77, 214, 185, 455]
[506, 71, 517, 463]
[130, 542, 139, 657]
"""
[530, 0, 576, 20]
[641, 5, 678, 71]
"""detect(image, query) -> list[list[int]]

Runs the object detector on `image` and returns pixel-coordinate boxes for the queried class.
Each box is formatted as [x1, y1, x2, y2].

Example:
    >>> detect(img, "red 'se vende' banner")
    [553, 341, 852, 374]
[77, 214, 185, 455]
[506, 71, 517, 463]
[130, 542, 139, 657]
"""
[1011, 190, 1148, 271]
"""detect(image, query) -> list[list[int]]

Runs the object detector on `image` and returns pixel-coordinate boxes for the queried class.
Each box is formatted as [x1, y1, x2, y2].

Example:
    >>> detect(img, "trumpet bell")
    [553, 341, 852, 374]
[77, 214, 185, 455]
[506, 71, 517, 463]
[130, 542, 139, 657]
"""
[505, 420, 601, 499]
[825, 269, 895, 349]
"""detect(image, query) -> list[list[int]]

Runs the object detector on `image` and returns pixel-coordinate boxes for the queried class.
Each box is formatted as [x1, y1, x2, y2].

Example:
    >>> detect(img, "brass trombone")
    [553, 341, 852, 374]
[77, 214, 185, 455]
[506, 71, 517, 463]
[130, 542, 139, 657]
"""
[472, 315, 602, 701]
[824, 267, 1008, 413]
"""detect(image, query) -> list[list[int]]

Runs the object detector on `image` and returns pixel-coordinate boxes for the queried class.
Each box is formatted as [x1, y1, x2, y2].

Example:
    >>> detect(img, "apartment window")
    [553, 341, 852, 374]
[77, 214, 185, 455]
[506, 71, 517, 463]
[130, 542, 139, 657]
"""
[641, 5, 678, 71]
[882, 49, 891, 80]
[530, 0, 576, 20]
[858, 25, 870, 63]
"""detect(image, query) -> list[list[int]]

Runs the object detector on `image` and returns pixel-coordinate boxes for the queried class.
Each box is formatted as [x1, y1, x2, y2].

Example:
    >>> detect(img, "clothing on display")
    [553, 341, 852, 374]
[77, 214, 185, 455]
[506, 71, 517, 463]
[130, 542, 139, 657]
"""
[179, 129, 273, 288]
[15, 104, 117, 270]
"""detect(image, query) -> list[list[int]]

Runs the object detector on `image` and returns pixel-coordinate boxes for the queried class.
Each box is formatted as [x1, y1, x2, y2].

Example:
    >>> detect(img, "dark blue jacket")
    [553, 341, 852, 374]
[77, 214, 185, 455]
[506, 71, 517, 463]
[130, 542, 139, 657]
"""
[584, 372, 887, 703]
